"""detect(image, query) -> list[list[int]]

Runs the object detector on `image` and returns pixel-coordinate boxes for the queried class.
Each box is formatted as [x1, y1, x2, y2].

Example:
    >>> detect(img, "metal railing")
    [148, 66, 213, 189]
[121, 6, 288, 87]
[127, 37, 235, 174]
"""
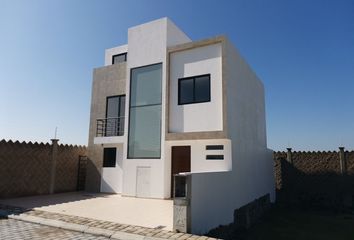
[96, 117, 124, 137]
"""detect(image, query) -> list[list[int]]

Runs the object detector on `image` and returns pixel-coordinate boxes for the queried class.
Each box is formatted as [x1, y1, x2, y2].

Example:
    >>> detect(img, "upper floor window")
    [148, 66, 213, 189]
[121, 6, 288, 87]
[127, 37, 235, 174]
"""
[112, 53, 127, 64]
[178, 74, 211, 105]
[104, 95, 125, 136]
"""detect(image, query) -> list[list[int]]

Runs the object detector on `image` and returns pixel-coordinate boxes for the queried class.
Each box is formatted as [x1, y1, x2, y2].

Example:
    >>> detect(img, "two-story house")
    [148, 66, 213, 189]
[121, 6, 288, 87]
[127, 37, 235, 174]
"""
[86, 17, 275, 233]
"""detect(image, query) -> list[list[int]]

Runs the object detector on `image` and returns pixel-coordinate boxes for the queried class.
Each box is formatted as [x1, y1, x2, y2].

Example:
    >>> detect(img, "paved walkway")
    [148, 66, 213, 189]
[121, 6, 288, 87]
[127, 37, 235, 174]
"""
[0, 192, 173, 230]
[0, 204, 216, 240]
[0, 218, 109, 240]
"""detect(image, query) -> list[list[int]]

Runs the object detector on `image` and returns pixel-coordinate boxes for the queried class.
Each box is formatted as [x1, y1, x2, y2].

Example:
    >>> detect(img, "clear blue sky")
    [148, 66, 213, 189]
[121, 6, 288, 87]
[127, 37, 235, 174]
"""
[1, 0, 353, 150]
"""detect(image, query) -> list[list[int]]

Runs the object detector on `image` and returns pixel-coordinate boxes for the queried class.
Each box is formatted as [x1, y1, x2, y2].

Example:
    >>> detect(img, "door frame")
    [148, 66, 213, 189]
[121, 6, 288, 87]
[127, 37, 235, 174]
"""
[171, 146, 191, 198]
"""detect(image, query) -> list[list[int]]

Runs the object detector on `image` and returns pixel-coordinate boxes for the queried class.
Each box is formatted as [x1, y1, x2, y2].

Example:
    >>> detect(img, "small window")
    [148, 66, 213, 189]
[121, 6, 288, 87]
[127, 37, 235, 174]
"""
[178, 74, 211, 105]
[206, 145, 224, 150]
[103, 148, 116, 167]
[112, 53, 127, 64]
[206, 155, 224, 160]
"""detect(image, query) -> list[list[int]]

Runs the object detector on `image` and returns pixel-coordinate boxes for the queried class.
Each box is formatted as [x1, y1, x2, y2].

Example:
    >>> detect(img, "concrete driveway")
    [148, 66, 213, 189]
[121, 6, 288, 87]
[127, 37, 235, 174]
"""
[0, 192, 173, 231]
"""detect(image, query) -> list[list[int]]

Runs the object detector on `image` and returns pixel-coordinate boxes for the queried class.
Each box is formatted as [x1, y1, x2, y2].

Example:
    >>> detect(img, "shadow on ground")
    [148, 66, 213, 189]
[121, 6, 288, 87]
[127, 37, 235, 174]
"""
[206, 205, 354, 240]
[0, 192, 101, 210]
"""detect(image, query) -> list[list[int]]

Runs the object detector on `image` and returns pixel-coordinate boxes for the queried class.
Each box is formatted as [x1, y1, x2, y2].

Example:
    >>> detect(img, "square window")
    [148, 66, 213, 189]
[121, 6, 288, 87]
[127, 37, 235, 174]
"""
[103, 148, 116, 167]
[178, 74, 211, 105]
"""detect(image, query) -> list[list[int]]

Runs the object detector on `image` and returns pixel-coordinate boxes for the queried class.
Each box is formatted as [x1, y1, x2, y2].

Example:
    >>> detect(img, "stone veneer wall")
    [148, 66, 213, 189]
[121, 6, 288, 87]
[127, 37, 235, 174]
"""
[274, 150, 354, 210]
[0, 139, 87, 198]
[86, 62, 126, 192]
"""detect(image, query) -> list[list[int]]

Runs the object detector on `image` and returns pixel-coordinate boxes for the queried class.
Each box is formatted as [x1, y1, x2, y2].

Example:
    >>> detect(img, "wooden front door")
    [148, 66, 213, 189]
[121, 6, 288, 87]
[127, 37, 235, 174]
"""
[171, 146, 191, 198]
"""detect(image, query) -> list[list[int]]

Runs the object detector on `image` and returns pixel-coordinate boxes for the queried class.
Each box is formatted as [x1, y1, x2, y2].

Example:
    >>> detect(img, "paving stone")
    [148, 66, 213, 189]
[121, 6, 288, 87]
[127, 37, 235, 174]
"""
[84, 226, 115, 237]
[111, 231, 145, 240]
[168, 232, 185, 239]
[0, 219, 109, 239]
[176, 233, 193, 239]
[196, 236, 209, 240]
[61, 222, 89, 233]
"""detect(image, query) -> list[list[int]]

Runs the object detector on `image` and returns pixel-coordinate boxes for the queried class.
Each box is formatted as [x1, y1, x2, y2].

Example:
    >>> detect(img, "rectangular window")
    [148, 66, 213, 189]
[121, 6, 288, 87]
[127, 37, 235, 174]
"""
[112, 53, 127, 64]
[178, 74, 211, 105]
[105, 95, 125, 136]
[103, 148, 116, 167]
[206, 155, 224, 160]
[206, 145, 224, 150]
[128, 63, 162, 159]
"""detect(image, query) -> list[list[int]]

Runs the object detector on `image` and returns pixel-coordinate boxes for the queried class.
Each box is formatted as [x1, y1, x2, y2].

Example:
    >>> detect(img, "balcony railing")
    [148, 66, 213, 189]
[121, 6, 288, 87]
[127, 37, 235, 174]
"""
[96, 117, 124, 137]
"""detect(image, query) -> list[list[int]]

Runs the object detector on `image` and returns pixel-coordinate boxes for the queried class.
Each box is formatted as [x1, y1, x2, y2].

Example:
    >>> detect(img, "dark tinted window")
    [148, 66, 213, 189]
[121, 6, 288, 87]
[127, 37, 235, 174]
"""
[178, 74, 210, 105]
[206, 145, 224, 150]
[179, 78, 194, 105]
[106, 97, 119, 119]
[106, 95, 125, 136]
[103, 148, 116, 167]
[112, 53, 127, 64]
[194, 75, 210, 102]
[206, 155, 224, 160]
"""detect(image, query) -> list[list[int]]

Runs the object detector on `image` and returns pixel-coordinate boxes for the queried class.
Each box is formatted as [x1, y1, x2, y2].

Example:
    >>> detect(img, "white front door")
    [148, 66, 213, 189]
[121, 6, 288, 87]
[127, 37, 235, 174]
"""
[136, 166, 151, 198]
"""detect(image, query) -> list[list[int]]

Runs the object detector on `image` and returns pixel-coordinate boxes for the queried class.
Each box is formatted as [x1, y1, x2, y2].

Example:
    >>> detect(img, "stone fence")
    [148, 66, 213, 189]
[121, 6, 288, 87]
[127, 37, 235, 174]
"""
[274, 148, 354, 210]
[0, 139, 87, 198]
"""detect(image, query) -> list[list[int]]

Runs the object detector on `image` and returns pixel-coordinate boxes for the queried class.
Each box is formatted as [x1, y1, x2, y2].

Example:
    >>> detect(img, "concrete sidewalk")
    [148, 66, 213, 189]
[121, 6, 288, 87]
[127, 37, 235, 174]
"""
[0, 192, 173, 230]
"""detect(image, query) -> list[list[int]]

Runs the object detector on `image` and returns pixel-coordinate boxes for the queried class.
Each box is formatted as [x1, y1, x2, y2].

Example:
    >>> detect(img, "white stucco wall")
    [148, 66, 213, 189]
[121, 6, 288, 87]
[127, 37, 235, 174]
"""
[104, 45, 128, 66]
[164, 139, 231, 197]
[188, 39, 275, 234]
[122, 18, 191, 199]
[100, 144, 124, 193]
[165, 139, 231, 174]
[169, 43, 223, 133]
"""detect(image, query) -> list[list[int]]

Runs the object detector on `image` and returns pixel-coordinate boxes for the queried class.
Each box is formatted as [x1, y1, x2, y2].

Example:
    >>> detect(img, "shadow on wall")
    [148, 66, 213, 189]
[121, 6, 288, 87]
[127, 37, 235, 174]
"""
[85, 157, 102, 193]
[274, 150, 354, 211]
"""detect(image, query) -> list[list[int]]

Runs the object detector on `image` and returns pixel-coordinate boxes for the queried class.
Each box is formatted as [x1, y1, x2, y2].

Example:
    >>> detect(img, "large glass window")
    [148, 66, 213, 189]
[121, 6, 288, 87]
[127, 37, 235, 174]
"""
[128, 63, 162, 158]
[178, 74, 211, 105]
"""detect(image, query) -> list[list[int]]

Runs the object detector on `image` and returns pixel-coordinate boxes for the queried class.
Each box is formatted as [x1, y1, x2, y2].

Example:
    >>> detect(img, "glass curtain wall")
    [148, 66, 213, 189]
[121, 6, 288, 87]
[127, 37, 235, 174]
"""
[128, 63, 162, 158]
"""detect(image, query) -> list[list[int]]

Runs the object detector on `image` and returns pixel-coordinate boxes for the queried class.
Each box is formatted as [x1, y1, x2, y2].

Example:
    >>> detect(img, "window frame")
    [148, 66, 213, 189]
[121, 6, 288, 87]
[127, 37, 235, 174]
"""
[206, 145, 224, 150]
[127, 62, 163, 159]
[105, 95, 126, 119]
[178, 74, 211, 105]
[112, 52, 127, 64]
[103, 147, 117, 167]
[206, 155, 224, 160]
[105, 95, 125, 137]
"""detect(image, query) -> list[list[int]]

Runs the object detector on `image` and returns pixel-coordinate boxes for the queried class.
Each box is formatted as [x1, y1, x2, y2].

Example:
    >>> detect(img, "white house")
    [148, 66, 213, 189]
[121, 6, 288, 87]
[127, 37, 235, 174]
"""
[87, 17, 275, 234]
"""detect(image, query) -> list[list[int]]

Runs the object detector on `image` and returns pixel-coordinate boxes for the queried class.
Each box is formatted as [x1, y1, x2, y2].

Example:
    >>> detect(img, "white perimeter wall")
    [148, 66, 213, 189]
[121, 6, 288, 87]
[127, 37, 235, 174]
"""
[122, 18, 191, 199]
[169, 43, 223, 133]
[188, 39, 275, 234]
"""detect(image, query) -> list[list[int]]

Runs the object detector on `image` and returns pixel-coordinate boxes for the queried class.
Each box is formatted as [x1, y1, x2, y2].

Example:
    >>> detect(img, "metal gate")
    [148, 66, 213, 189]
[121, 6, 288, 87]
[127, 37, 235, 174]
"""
[77, 155, 88, 191]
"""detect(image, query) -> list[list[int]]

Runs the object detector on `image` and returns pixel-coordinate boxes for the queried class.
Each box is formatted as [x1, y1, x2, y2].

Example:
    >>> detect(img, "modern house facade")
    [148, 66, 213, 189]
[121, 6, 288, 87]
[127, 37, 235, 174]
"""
[86, 17, 275, 233]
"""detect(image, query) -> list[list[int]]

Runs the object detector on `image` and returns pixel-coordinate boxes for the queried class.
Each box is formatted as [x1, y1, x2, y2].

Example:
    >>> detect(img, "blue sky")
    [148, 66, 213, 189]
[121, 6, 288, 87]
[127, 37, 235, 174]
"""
[0, 0, 353, 150]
